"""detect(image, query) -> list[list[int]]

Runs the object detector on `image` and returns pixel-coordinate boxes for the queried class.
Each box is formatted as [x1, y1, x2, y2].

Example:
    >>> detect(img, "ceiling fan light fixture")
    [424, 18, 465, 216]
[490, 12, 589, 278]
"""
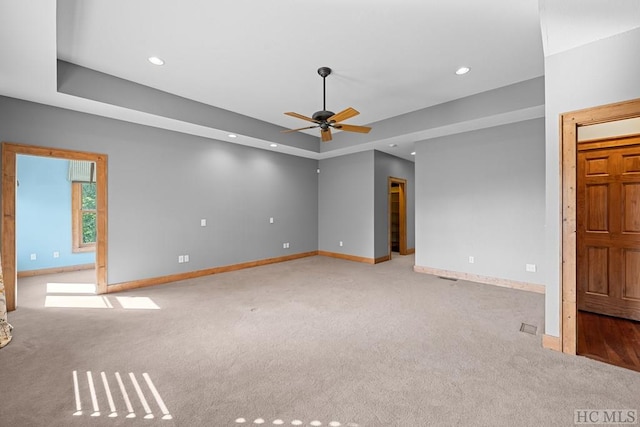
[455, 66, 470, 75]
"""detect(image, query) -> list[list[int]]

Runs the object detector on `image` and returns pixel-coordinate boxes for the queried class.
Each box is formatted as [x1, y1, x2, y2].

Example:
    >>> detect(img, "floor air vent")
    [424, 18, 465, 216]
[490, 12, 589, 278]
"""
[519, 323, 537, 335]
[438, 276, 458, 281]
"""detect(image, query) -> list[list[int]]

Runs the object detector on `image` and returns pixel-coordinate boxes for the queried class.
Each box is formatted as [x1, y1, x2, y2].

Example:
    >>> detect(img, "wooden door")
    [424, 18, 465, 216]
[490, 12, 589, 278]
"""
[388, 177, 407, 257]
[390, 185, 400, 252]
[577, 137, 640, 321]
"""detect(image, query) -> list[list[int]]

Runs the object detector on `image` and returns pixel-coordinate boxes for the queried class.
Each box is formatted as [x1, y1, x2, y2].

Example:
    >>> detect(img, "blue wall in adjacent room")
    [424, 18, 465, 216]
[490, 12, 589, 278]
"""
[16, 155, 95, 272]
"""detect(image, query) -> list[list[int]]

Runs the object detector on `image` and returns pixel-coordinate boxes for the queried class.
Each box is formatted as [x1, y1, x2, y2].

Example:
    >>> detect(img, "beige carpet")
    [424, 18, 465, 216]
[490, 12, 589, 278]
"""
[0, 254, 638, 426]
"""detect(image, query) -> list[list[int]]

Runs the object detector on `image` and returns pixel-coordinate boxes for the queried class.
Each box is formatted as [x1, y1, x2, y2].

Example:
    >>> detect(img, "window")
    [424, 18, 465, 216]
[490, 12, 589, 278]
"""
[72, 182, 97, 252]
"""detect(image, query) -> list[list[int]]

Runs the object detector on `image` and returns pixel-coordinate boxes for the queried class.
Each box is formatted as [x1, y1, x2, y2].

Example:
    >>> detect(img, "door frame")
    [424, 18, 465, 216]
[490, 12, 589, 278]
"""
[388, 176, 407, 258]
[1, 142, 108, 311]
[561, 98, 640, 354]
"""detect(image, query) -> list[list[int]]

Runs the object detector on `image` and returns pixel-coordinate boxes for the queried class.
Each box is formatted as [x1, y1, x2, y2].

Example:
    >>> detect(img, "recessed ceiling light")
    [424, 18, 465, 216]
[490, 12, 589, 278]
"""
[455, 66, 470, 75]
[270, 143, 278, 147]
[228, 134, 237, 138]
[411, 151, 416, 156]
[148, 56, 165, 66]
[389, 144, 398, 147]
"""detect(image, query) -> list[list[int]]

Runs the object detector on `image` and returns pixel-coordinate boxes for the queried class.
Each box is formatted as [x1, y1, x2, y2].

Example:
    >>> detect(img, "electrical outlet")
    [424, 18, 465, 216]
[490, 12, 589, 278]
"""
[526, 263, 537, 272]
[200, 219, 206, 227]
[30, 253, 37, 261]
[184, 255, 189, 263]
[269, 217, 274, 224]
[468, 256, 475, 264]
[339, 241, 343, 247]
[178, 255, 184, 263]
[53, 251, 60, 258]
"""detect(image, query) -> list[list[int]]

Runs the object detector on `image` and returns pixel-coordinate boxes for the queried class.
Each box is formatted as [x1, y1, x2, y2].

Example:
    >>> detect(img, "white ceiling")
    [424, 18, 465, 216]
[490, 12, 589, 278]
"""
[56, 0, 543, 131]
[539, 0, 640, 56]
[1, 1, 638, 160]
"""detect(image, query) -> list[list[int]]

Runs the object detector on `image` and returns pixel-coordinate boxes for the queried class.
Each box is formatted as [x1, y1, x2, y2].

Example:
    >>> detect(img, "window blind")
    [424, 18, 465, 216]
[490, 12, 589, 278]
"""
[68, 160, 96, 183]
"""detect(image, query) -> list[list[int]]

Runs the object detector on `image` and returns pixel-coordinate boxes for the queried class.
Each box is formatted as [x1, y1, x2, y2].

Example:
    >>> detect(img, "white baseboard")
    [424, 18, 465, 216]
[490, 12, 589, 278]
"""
[413, 265, 545, 294]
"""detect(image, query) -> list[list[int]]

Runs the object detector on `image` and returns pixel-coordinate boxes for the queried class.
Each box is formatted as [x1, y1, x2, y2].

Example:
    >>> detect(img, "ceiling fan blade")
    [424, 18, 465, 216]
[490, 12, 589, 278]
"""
[334, 123, 372, 134]
[284, 112, 317, 123]
[328, 107, 359, 123]
[281, 125, 319, 133]
[320, 128, 332, 142]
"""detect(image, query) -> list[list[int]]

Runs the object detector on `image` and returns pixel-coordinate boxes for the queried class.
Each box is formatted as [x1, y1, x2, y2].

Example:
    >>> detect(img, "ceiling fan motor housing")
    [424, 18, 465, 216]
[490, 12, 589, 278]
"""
[312, 110, 335, 122]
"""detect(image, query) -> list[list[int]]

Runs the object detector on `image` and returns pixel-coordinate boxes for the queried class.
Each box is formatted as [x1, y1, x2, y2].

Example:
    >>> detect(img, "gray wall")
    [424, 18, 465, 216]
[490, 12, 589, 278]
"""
[415, 118, 545, 284]
[318, 151, 374, 258]
[374, 151, 415, 258]
[0, 96, 318, 285]
[543, 27, 640, 337]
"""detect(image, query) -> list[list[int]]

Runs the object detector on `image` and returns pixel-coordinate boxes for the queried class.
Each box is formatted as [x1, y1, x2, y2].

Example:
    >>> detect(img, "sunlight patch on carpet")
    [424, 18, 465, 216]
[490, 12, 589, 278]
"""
[44, 291, 161, 310]
[45, 295, 112, 309]
[116, 296, 160, 310]
[72, 371, 172, 420]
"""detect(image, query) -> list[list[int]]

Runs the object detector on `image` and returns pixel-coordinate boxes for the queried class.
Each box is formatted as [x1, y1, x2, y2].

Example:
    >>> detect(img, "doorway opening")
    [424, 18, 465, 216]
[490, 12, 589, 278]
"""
[388, 177, 407, 259]
[561, 97, 640, 363]
[1, 142, 108, 311]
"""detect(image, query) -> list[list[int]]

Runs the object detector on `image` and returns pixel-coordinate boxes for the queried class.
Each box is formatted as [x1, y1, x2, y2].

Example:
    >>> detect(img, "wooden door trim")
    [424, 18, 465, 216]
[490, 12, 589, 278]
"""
[561, 98, 640, 354]
[388, 177, 407, 257]
[1, 142, 108, 311]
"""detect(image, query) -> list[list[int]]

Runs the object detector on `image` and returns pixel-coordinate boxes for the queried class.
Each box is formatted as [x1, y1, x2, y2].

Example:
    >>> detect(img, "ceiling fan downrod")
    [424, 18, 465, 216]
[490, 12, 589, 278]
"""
[318, 67, 331, 112]
[311, 67, 335, 123]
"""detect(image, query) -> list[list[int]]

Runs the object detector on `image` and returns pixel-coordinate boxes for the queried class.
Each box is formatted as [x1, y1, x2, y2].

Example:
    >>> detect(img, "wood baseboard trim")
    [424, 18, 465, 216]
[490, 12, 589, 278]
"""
[17, 263, 95, 278]
[413, 265, 546, 294]
[405, 248, 415, 255]
[542, 334, 562, 352]
[318, 251, 375, 264]
[108, 251, 318, 293]
[375, 255, 390, 264]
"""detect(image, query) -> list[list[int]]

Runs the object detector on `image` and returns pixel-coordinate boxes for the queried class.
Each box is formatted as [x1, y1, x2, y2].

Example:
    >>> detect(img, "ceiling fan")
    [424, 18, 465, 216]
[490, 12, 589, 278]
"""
[282, 67, 371, 142]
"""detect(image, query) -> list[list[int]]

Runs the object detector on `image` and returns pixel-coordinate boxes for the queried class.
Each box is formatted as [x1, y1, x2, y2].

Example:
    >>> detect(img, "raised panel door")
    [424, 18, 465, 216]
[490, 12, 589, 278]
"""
[578, 143, 640, 321]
